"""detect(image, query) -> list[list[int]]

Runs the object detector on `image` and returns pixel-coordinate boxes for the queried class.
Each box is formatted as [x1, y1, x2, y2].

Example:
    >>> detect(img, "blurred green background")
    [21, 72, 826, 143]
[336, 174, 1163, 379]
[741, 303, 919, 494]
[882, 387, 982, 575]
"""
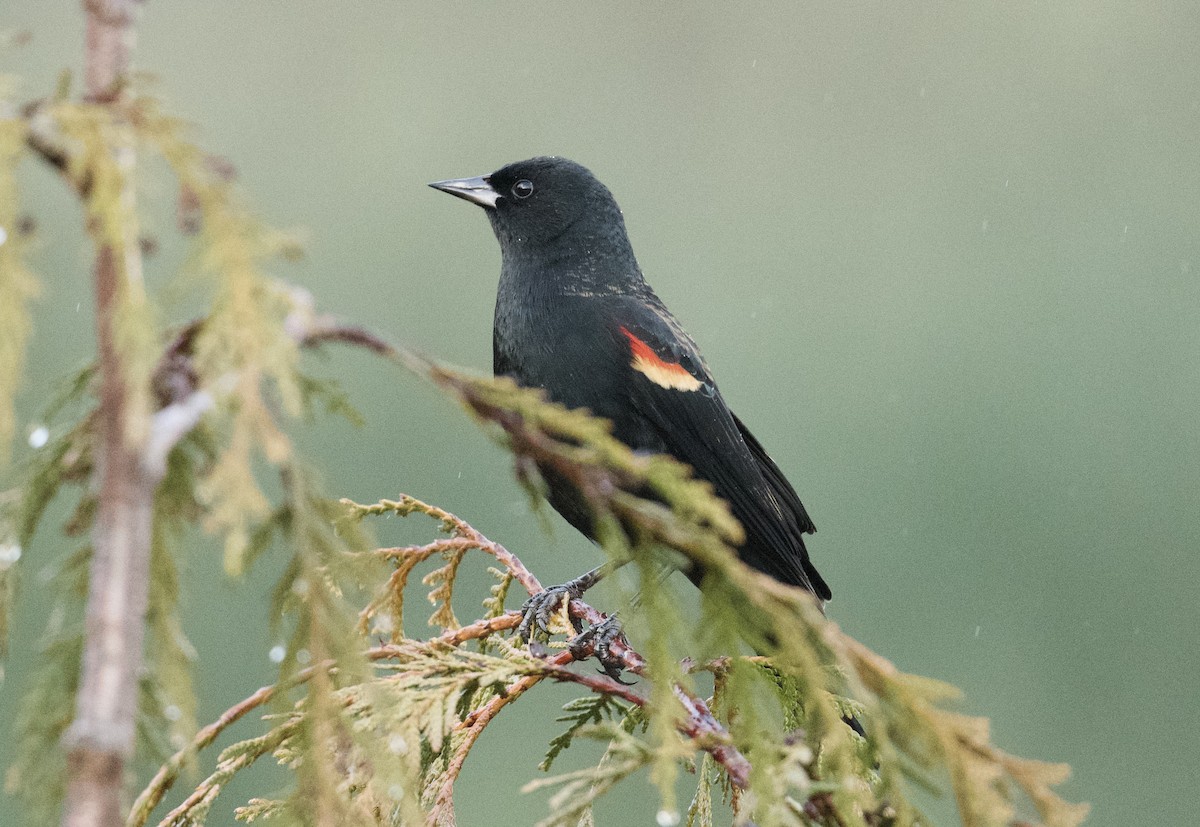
[2, 3, 1198, 824]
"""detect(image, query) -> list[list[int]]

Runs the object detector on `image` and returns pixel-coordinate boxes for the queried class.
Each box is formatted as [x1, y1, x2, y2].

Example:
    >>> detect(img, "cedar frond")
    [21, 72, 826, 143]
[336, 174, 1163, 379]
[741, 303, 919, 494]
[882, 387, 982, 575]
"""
[0, 116, 39, 462]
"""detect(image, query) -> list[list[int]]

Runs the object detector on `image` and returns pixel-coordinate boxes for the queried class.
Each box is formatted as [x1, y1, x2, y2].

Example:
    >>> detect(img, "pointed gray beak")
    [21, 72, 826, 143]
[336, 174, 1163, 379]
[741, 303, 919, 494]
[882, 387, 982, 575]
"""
[428, 175, 500, 209]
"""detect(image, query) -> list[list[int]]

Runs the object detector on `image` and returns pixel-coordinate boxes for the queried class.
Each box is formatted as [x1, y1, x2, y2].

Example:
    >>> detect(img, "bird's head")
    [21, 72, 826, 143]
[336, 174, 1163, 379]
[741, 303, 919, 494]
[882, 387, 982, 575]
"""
[430, 156, 629, 256]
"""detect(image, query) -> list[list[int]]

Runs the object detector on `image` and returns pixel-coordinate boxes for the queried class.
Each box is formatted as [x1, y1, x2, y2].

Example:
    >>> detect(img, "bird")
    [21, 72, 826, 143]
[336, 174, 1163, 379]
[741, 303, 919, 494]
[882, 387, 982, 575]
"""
[429, 157, 830, 660]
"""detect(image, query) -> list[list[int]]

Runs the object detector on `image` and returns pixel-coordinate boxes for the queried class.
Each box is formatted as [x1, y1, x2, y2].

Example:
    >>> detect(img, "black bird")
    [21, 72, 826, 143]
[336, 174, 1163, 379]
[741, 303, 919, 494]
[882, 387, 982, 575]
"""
[430, 157, 830, 647]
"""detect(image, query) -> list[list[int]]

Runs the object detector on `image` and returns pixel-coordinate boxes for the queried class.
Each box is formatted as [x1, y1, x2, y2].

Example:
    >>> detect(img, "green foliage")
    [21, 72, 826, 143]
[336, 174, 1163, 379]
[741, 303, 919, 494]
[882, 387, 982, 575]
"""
[133, 98, 309, 576]
[2, 81, 375, 826]
[0, 542, 12, 665]
[4, 547, 87, 824]
[0, 370, 91, 661]
[229, 465, 381, 827]
[295, 372, 366, 428]
[349, 494, 511, 642]
[125, 373, 1085, 826]
[541, 693, 634, 773]
[0, 115, 38, 463]
[54, 100, 160, 445]
[1, 416, 210, 822]
[143, 429, 212, 764]
[523, 723, 655, 827]
[685, 752, 716, 827]
[0, 363, 98, 817]
[172, 716, 302, 827]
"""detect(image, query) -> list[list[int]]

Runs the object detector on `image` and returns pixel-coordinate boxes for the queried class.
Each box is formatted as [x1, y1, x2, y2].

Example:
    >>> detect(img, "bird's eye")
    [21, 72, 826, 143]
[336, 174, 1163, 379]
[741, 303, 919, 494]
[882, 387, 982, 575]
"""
[511, 179, 534, 199]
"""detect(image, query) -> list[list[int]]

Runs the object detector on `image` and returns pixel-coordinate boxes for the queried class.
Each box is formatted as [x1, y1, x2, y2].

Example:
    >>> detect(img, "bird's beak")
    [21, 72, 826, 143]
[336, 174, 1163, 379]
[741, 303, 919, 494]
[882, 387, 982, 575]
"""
[428, 175, 500, 209]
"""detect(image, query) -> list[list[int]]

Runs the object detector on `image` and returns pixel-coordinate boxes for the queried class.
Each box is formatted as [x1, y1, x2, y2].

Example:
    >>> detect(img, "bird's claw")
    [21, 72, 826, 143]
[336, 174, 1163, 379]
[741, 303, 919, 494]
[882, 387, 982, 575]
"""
[568, 615, 634, 684]
[518, 582, 632, 683]
[518, 584, 584, 643]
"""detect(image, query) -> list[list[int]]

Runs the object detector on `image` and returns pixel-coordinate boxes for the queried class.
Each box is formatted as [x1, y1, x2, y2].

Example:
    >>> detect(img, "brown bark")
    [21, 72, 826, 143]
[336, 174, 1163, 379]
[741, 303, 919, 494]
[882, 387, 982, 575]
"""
[61, 4, 150, 826]
[82, 0, 143, 103]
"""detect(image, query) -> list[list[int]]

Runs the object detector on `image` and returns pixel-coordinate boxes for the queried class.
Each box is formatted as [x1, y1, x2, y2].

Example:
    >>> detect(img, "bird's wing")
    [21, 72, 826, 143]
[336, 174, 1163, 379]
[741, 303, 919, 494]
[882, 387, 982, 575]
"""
[610, 298, 830, 599]
[730, 412, 817, 536]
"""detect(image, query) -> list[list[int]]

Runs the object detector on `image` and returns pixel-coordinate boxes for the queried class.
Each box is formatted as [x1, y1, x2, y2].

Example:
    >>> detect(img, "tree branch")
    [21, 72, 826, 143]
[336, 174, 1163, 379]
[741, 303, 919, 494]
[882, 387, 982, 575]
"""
[131, 499, 752, 826]
[61, 4, 150, 826]
[345, 495, 748, 822]
[82, 0, 144, 104]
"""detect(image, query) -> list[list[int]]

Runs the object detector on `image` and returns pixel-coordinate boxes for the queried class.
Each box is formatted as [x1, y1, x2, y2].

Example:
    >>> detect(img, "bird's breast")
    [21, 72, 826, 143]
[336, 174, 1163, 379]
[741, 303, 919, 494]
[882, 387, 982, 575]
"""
[494, 289, 628, 416]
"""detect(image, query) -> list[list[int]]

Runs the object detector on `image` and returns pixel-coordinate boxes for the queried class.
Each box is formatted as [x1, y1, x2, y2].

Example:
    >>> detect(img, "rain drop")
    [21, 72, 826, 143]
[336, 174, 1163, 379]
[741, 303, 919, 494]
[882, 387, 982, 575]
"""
[28, 425, 49, 449]
[268, 645, 286, 663]
[372, 615, 394, 636]
[0, 543, 21, 565]
[656, 810, 680, 827]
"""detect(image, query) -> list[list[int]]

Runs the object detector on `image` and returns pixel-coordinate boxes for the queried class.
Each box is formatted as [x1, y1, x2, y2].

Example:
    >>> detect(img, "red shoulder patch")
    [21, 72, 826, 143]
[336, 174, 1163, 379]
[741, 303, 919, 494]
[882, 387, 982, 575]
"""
[619, 326, 703, 392]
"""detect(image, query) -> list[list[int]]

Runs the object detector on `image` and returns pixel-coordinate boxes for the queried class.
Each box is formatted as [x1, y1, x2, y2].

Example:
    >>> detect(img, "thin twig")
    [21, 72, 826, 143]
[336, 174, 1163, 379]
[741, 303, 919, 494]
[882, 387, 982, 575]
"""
[430, 649, 578, 820]
[152, 716, 307, 827]
[126, 669, 317, 827]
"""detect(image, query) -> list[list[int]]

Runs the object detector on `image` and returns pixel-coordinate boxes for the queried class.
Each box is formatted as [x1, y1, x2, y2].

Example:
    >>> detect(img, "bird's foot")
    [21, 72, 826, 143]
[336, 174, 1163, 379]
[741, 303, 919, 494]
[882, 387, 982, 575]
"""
[517, 566, 610, 643]
[517, 567, 631, 681]
[568, 614, 633, 684]
[517, 583, 586, 643]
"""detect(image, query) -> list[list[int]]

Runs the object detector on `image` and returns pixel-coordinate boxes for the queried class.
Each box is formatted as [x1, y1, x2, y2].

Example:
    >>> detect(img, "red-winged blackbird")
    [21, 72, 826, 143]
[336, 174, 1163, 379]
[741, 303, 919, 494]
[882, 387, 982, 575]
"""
[431, 157, 830, 647]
